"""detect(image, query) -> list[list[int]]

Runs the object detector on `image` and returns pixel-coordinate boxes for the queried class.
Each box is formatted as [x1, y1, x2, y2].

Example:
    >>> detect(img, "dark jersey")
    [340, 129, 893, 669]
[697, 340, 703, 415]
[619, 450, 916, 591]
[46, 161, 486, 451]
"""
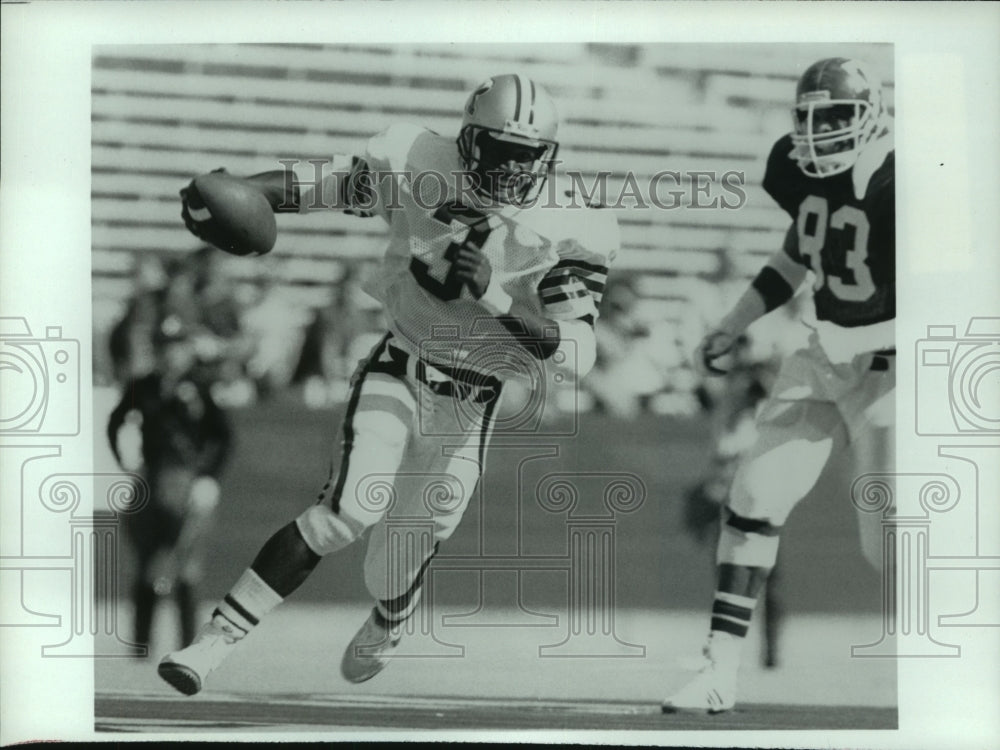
[107, 373, 232, 480]
[763, 133, 894, 328]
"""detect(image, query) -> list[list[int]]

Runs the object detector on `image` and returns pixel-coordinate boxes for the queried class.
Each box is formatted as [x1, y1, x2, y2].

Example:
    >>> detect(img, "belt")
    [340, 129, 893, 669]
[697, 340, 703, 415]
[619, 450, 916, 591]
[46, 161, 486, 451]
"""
[373, 343, 501, 403]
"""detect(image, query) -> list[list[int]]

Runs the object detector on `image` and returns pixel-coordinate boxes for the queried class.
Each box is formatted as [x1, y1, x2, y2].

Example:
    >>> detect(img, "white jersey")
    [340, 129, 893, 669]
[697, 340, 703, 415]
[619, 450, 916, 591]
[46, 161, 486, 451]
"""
[297, 123, 619, 378]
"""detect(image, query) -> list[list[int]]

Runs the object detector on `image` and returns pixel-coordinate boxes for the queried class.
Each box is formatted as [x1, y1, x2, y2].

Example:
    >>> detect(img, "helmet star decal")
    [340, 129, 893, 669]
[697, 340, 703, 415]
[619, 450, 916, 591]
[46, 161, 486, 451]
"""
[466, 80, 495, 116]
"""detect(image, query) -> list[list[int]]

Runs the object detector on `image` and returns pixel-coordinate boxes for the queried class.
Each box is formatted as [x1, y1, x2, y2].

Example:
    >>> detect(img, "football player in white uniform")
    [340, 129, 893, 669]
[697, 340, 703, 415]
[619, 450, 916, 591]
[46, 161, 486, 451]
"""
[158, 74, 618, 696]
[663, 58, 895, 714]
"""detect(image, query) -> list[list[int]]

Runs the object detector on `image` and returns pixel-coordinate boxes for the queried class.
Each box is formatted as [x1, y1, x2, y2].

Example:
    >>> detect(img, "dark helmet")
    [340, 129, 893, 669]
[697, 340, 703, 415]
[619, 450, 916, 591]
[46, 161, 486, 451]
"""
[790, 58, 885, 177]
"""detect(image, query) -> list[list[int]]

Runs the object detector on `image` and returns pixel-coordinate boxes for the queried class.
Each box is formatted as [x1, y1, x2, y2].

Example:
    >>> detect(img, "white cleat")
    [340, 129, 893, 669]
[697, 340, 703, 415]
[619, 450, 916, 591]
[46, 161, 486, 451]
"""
[340, 607, 402, 684]
[157, 622, 238, 696]
[661, 659, 737, 715]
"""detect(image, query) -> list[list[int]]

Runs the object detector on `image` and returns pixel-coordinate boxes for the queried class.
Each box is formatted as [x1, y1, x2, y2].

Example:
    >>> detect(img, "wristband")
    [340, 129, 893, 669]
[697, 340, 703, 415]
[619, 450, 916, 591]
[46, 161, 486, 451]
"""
[479, 279, 513, 316]
[751, 266, 795, 313]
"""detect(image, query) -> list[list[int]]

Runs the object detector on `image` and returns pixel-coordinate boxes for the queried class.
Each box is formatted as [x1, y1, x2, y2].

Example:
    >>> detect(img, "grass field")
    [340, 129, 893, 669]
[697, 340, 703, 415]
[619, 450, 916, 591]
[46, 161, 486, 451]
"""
[94, 388, 896, 736]
[100, 390, 884, 612]
[95, 604, 896, 734]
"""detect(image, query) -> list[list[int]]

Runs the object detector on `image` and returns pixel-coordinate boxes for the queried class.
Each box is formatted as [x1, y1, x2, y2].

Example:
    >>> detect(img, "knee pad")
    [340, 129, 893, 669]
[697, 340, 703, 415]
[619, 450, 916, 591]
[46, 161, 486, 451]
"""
[295, 505, 364, 556]
[733, 453, 820, 525]
[716, 509, 781, 568]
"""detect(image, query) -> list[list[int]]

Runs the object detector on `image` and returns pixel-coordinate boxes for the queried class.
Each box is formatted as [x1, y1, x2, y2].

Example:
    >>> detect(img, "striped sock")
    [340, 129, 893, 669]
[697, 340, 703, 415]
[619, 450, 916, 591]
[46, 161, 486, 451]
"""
[376, 587, 422, 627]
[375, 541, 439, 627]
[710, 590, 757, 639]
[210, 569, 283, 641]
[705, 591, 757, 673]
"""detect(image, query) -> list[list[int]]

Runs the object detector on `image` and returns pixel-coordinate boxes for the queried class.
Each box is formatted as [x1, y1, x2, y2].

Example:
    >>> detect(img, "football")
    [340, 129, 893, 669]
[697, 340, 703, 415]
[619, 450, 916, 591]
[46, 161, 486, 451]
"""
[191, 172, 277, 256]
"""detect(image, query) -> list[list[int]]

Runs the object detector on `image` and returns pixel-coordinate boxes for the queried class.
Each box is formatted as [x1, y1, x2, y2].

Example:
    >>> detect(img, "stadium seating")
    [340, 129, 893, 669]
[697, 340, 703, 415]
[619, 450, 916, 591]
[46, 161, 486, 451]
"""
[91, 43, 894, 350]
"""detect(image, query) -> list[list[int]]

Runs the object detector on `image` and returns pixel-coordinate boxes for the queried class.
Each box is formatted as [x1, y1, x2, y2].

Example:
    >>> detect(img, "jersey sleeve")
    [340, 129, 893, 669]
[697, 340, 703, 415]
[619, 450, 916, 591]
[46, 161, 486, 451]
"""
[293, 153, 357, 214]
[761, 134, 801, 220]
[538, 209, 618, 322]
[358, 122, 428, 222]
[294, 122, 426, 221]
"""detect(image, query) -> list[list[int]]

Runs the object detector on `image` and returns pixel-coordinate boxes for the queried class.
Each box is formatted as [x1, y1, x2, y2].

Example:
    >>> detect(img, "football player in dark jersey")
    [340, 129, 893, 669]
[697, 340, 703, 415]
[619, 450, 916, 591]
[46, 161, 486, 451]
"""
[107, 315, 233, 652]
[664, 58, 895, 714]
[682, 335, 785, 669]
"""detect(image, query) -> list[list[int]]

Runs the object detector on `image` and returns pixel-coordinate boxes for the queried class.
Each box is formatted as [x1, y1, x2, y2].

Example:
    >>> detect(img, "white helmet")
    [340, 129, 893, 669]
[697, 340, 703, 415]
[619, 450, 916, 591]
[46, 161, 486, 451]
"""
[457, 74, 559, 206]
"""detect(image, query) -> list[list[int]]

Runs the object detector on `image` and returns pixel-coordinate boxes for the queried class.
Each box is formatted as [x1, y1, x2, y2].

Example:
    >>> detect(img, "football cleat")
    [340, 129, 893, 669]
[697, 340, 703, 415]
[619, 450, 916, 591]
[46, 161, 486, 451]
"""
[457, 74, 559, 207]
[790, 57, 885, 178]
[157, 621, 238, 696]
[340, 607, 403, 684]
[662, 656, 738, 715]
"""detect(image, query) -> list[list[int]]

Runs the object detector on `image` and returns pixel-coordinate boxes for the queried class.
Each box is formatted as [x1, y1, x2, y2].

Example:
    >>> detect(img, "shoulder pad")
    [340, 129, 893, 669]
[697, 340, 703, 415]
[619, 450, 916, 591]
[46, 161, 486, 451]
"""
[762, 134, 801, 217]
[365, 122, 430, 173]
[852, 130, 894, 201]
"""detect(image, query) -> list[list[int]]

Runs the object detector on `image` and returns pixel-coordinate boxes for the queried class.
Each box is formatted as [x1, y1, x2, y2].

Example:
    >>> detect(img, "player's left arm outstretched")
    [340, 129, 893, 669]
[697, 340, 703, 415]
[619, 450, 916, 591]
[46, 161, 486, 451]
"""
[694, 225, 808, 376]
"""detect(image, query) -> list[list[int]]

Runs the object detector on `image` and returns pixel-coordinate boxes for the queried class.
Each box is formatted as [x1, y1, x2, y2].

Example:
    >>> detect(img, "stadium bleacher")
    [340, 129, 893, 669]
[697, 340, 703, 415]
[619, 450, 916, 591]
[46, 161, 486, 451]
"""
[91, 42, 893, 347]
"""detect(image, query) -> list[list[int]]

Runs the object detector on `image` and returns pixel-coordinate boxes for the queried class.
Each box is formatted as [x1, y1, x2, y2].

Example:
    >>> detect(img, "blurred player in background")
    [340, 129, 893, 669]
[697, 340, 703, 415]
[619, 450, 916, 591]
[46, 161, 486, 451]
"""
[682, 334, 784, 669]
[293, 262, 387, 408]
[109, 248, 254, 394]
[158, 73, 617, 696]
[107, 314, 233, 652]
[586, 276, 676, 418]
[108, 254, 171, 384]
[663, 57, 895, 713]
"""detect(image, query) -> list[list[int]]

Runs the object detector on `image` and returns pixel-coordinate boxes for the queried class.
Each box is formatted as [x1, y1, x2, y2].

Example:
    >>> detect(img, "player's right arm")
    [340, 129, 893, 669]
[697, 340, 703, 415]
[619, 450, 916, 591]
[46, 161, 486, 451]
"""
[695, 224, 807, 375]
[180, 157, 375, 242]
[695, 135, 811, 376]
[241, 154, 379, 215]
[181, 124, 421, 243]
